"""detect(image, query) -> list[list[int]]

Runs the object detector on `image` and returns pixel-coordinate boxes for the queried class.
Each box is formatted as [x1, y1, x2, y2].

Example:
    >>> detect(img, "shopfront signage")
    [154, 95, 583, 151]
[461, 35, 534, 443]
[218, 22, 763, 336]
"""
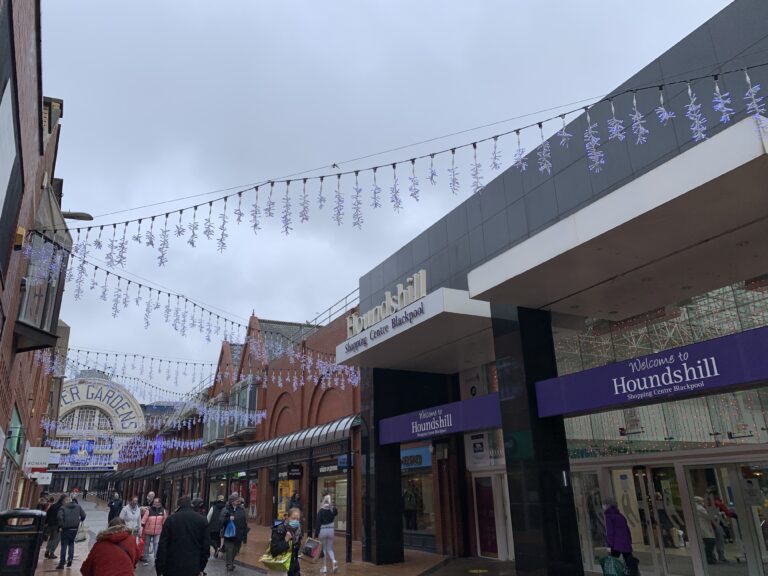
[400, 445, 432, 470]
[60, 381, 143, 431]
[379, 393, 502, 445]
[34, 472, 52, 485]
[536, 326, 768, 417]
[287, 464, 302, 479]
[23, 447, 51, 471]
[346, 269, 427, 340]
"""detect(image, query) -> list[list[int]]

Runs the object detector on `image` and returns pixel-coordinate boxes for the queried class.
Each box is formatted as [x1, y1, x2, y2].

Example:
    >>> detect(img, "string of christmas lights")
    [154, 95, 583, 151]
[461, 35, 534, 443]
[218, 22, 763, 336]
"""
[32, 64, 767, 264]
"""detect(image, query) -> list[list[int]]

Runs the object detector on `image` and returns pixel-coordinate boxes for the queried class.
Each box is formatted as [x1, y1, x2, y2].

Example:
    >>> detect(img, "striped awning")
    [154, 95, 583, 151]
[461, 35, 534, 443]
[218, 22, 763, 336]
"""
[164, 451, 213, 476]
[132, 461, 166, 480]
[209, 414, 359, 472]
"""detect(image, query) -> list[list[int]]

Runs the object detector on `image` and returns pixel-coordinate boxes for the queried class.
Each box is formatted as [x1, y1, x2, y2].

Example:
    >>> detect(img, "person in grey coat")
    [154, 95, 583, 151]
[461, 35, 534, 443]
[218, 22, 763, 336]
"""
[56, 495, 86, 569]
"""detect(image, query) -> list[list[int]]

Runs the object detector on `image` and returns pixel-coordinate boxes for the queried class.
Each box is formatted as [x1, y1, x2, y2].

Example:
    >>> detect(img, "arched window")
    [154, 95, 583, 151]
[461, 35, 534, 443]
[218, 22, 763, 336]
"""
[59, 407, 114, 433]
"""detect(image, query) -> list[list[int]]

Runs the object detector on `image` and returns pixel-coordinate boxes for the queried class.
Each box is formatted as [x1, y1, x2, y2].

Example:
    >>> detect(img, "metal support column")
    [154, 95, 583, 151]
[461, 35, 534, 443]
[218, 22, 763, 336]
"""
[346, 438, 352, 563]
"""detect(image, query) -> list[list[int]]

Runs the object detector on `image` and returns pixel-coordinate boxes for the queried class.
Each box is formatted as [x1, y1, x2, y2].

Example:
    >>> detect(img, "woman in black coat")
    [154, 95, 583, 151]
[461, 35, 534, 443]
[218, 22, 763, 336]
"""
[270, 508, 302, 576]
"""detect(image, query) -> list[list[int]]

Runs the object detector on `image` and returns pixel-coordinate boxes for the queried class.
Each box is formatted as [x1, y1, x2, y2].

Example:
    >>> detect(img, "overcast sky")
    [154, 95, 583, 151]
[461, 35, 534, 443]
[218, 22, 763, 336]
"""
[41, 0, 731, 399]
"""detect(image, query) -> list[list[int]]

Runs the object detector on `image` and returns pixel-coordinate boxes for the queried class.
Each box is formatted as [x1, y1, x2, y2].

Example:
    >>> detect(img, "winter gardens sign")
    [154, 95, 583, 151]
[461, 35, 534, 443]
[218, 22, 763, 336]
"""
[536, 326, 768, 417]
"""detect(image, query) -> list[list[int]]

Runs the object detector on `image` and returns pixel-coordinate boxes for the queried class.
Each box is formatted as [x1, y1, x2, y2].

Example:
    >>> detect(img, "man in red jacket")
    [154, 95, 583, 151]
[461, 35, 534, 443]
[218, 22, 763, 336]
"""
[81, 518, 139, 576]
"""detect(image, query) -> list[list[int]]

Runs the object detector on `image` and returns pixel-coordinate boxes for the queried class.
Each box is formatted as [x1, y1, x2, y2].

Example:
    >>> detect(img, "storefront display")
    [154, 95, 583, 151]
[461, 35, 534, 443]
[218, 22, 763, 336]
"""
[400, 445, 434, 536]
[248, 478, 258, 518]
[208, 476, 227, 504]
[314, 459, 349, 532]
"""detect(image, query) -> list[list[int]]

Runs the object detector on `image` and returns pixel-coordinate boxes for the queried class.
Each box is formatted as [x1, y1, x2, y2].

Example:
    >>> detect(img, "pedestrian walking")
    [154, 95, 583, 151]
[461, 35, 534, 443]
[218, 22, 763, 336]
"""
[315, 494, 339, 574]
[120, 496, 142, 534]
[604, 498, 639, 576]
[108, 492, 123, 522]
[141, 497, 168, 566]
[83, 489, 88, 501]
[287, 491, 303, 512]
[44, 495, 65, 559]
[80, 517, 139, 576]
[270, 507, 303, 576]
[155, 495, 210, 576]
[206, 494, 226, 557]
[220, 495, 248, 571]
[56, 494, 86, 569]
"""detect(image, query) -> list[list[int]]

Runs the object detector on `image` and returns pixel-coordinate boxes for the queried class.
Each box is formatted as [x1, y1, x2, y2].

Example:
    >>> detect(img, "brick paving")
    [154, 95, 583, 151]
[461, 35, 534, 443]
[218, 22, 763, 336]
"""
[36, 498, 512, 576]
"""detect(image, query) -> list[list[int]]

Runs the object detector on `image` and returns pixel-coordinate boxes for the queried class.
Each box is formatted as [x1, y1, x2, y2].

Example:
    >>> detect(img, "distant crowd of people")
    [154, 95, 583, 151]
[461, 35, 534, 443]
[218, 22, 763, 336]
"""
[33, 487, 339, 575]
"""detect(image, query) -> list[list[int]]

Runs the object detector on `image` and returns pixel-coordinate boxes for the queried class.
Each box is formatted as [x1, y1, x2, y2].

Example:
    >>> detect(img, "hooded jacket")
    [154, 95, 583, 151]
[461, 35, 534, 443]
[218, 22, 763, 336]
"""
[46, 500, 63, 528]
[57, 502, 86, 530]
[605, 505, 632, 553]
[80, 524, 139, 576]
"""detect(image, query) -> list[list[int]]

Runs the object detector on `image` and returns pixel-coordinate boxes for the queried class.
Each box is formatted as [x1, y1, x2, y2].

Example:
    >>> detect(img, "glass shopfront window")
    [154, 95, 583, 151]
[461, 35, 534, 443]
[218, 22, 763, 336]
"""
[401, 445, 435, 535]
[277, 478, 298, 518]
[208, 477, 227, 504]
[316, 473, 348, 532]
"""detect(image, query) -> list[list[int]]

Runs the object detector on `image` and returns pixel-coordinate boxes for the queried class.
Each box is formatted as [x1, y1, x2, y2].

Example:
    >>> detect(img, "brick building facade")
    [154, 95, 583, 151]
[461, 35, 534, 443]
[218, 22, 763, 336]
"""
[0, 0, 71, 509]
[114, 311, 362, 543]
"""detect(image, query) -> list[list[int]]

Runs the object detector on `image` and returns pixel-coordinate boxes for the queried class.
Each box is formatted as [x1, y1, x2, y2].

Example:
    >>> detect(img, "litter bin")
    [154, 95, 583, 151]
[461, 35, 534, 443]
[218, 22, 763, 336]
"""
[0, 509, 46, 575]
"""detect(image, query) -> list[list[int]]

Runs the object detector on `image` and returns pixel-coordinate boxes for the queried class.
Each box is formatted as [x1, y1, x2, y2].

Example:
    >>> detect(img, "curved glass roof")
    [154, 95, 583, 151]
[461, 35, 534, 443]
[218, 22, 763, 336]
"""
[209, 414, 359, 471]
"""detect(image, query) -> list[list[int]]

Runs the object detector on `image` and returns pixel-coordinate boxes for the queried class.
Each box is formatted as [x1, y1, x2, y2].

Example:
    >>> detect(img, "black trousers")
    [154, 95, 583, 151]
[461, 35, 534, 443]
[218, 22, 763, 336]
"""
[611, 550, 639, 576]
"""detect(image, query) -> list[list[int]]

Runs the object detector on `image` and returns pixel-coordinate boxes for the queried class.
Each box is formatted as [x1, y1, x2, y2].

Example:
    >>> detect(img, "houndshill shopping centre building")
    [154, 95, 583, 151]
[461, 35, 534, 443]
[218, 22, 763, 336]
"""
[335, 1, 768, 574]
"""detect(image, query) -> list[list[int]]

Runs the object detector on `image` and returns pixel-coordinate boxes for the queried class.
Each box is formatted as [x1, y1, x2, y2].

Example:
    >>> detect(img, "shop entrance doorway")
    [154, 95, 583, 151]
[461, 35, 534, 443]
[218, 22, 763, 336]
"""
[472, 473, 514, 561]
[575, 461, 768, 576]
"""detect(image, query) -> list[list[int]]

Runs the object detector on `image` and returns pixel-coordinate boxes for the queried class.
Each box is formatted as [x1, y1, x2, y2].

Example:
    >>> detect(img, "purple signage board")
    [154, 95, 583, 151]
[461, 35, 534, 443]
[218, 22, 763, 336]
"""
[536, 326, 768, 417]
[379, 393, 502, 445]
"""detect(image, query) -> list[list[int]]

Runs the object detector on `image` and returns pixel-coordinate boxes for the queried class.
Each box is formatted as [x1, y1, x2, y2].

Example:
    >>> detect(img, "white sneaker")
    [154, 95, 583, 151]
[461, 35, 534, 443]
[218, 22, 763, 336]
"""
[333, 560, 339, 573]
[320, 567, 327, 574]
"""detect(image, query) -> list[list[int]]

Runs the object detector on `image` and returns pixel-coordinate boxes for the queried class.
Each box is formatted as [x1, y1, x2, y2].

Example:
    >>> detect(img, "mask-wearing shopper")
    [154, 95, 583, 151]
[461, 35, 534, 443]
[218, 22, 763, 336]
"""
[315, 495, 339, 574]
[155, 495, 210, 576]
[271, 507, 303, 576]
[219, 496, 249, 571]
[56, 496, 86, 569]
[141, 498, 168, 566]
[119, 497, 142, 535]
[207, 495, 227, 557]
[81, 518, 139, 576]
[44, 495, 65, 559]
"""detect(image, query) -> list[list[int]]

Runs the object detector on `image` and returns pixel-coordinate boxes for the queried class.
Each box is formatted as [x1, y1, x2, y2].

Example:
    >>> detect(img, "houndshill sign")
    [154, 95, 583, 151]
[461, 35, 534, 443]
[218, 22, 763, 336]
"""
[536, 326, 768, 417]
[346, 270, 427, 339]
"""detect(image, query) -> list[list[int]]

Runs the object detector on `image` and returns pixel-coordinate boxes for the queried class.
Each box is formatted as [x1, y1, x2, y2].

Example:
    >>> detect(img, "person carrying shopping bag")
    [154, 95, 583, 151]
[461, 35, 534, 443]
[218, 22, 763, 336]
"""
[315, 494, 339, 574]
[141, 497, 168, 566]
[269, 508, 303, 576]
[219, 495, 249, 571]
[604, 498, 639, 576]
[207, 494, 226, 557]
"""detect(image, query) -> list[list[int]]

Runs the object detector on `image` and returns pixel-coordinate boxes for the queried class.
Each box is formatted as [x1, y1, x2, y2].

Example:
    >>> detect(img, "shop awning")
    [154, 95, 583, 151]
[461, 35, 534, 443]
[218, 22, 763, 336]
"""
[209, 414, 359, 472]
[467, 116, 768, 321]
[335, 288, 493, 374]
[133, 461, 166, 480]
[164, 451, 212, 476]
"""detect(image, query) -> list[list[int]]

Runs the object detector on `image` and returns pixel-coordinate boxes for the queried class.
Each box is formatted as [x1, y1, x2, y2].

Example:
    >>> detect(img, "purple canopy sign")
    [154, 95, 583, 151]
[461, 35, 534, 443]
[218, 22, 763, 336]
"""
[379, 393, 502, 445]
[536, 326, 768, 417]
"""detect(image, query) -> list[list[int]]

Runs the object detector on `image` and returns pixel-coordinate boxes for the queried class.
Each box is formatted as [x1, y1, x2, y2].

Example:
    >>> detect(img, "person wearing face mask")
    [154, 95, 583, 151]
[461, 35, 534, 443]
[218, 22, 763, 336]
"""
[120, 496, 143, 535]
[271, 508, 303, 576]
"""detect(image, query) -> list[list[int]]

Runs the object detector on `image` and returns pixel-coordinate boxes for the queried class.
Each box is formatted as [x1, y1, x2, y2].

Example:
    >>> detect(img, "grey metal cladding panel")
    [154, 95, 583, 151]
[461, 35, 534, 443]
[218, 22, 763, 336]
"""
[445, 204, 468, 244]
[450, 273, 469, 292]
[707, 0, 768, 64]
[553, 161, 594, 217]
[382, 254, 398, 288]
[479, 177, 506, 222]
[412, 231, 430, 268]
[369, 264, 384, 296]
[468, 226, 485, 266]
[395, 244, 414, 275]
[502, 168, 525, 205]
[482, 209, 511, 257]
[466, 193, 483, 229]
[524, 179, 558, 234]
[427, 248, 451, 291]
[506, 198, 528, 244]
[447, 235, 470, 279]
[427, 218, 448, 254]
